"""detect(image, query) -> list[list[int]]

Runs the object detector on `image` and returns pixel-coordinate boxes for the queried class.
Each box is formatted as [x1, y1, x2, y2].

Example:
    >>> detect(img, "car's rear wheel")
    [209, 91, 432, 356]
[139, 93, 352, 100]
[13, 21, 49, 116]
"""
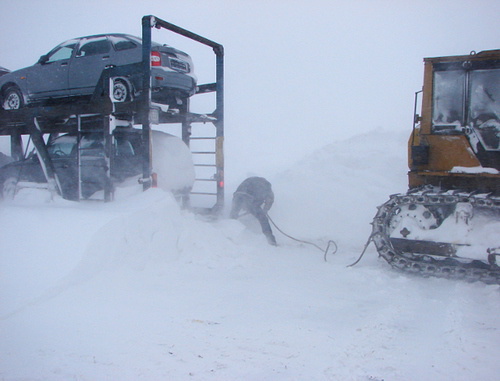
[112, 79, 129, 102]
[1, 177, 18, 200]
[2, 86, 23, 110]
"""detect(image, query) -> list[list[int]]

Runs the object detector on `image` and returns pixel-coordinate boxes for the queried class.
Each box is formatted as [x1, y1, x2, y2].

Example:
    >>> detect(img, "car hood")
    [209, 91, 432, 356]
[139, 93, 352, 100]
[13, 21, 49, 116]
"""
[0, 65, 33, 85]
[0, 66, 10, 77]
[0, 152, 14, 168]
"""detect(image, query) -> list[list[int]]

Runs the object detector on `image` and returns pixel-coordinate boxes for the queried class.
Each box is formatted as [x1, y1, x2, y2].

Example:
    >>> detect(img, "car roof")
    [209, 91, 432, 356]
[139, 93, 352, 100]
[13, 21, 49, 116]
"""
[64, 33, 164, 48]
[74, 33, 139, 40]
[71, 33, 191, 55]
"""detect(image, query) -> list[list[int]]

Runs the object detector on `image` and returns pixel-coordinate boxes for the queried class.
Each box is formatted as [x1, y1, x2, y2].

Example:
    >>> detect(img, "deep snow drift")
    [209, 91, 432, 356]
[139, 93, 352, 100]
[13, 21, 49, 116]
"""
[1, 129, 499, 381]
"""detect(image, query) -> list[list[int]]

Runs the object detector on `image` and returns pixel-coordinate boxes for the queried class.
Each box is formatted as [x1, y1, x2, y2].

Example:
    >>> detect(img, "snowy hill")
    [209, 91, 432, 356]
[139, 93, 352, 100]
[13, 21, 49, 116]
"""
[1, 129, 499, 381]
[271, 128, 409, 248]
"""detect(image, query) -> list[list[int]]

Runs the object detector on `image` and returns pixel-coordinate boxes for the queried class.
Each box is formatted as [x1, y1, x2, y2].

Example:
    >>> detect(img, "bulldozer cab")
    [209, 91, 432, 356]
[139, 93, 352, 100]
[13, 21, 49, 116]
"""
[409, 50, 500, 192]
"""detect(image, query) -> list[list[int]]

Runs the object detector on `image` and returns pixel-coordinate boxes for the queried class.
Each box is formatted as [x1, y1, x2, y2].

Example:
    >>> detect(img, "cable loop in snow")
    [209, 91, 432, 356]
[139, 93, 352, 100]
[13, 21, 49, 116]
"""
[267, 213, 338, 261]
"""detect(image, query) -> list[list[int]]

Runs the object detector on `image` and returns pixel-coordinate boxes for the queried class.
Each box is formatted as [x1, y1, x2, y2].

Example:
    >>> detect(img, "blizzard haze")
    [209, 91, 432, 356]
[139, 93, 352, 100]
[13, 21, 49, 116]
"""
[0, 1, 499, 380]
[1, 130, 499, 381]
[0, 0, 499, 177]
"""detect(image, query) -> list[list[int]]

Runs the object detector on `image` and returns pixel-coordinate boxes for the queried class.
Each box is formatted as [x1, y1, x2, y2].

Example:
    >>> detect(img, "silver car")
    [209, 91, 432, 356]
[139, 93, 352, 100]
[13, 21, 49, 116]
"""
[0, 34, 197, 110]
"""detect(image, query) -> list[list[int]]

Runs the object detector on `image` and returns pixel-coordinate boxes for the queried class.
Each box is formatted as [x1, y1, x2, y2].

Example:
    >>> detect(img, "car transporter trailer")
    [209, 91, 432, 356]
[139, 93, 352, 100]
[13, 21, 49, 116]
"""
[0, 15, 224, 212]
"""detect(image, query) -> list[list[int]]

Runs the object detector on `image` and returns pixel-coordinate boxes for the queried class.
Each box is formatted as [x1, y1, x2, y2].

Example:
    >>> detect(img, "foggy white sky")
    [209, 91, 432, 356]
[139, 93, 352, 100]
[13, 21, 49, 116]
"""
[1, 0, 499, 176]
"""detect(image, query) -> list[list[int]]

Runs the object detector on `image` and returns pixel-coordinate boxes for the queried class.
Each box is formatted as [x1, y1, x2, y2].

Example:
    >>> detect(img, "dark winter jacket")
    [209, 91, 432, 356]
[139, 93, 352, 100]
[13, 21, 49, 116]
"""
[233, 176, 274, 212]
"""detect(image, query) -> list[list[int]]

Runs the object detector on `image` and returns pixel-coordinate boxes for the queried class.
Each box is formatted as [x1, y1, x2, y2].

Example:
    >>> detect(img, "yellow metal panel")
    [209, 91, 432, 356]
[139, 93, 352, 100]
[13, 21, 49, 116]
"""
[424, 135, 480, 171]
[420, 61, 434, 135]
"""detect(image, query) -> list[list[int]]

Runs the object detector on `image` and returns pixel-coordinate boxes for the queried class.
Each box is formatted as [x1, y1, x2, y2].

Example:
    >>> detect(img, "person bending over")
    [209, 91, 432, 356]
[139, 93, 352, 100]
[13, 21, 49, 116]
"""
[230, 177, 277, 246]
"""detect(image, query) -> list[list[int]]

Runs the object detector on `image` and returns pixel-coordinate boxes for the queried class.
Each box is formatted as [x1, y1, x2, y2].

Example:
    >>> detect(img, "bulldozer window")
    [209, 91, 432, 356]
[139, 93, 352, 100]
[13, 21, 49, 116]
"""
[470, 68, 500, 150]
[432, 70, 466, 128]
[470, 69, 499, 122]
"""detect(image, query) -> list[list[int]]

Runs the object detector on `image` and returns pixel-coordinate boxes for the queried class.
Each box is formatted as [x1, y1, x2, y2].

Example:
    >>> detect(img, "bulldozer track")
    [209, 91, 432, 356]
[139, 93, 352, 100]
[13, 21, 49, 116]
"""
[371, 188, 500, 284]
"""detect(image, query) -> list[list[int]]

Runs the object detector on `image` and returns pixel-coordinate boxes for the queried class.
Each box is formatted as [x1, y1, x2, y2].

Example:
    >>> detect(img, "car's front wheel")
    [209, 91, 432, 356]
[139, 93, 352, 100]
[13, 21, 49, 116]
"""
[112, 79, 130, 102]
[2, 86, 24, 110]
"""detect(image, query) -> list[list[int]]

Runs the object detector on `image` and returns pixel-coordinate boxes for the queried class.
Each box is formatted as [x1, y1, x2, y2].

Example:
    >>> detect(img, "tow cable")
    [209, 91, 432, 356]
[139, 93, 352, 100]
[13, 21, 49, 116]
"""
[267, 213, 338, 262]
[347, 234, 374, 267]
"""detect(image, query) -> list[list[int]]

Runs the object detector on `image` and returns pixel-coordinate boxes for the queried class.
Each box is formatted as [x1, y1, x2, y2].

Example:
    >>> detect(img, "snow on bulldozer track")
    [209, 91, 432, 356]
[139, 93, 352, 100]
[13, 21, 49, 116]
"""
[1, 129, 499, 381]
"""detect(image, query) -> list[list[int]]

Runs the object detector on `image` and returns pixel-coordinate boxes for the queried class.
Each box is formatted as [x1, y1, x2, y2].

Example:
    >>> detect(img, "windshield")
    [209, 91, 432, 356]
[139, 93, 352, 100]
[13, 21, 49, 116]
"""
[44, 40, 78, 63]
[432, 66, 500, 150]
[47, 135, 104, 158]
[470, 68, 500, 150]
[432, 70, 466, 126]
[470, 68, 500, 122]
[47, 135, 76, 157]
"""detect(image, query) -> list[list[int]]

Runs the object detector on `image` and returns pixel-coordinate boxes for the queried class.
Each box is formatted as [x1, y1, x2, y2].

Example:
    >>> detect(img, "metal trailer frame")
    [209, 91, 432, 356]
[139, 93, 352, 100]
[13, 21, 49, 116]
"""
[0, 15, 224, 211]
[140, 15, 225, 212]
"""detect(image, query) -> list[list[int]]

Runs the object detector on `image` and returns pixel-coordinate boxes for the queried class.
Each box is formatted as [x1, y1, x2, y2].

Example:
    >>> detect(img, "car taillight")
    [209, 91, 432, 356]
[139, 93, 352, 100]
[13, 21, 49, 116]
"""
[151, 51, 161, 66]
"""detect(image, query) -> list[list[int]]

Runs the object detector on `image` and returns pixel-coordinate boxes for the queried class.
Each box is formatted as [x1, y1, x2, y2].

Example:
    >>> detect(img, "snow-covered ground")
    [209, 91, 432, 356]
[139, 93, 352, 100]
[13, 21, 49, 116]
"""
[1, 129, 499, 381]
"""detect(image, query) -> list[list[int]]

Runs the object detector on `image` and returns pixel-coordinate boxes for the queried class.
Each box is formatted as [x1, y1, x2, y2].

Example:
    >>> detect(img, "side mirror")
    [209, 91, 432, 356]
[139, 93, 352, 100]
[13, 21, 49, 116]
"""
[38, 55, 49, 64]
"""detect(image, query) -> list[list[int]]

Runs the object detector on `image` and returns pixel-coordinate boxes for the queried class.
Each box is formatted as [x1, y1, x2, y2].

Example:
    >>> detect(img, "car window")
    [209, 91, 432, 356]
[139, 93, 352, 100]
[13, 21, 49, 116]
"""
[115, 138, 135, 156]
[80, 138, 105, 157]
[77, 37, 111, 57]
[47, 136, 76, 157]
[46, 43, 76, 63]
[48, 135, 106, 158]
[124, 35, 142, 45]
[109, 35, 138, 51]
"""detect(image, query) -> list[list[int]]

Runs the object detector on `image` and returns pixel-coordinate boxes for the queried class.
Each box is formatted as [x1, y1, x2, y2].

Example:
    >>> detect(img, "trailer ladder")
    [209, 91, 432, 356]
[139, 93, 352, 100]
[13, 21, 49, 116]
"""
[188, 133, 224, 211]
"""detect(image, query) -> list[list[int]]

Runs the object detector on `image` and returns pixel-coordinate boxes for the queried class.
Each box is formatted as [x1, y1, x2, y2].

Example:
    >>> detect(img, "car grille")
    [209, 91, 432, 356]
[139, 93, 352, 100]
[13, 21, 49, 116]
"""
[169, 58, 189, 73]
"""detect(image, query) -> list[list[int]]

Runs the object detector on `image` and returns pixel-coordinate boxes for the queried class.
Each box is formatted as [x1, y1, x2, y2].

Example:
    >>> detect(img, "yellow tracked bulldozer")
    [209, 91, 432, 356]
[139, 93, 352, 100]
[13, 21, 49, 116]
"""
[371, 50, 500, 283]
